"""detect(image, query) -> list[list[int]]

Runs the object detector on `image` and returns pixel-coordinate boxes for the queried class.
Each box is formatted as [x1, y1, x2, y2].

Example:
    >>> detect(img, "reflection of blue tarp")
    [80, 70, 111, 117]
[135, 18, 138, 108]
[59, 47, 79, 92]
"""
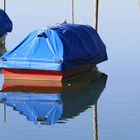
[61, 74, 107, 120]
[0, 9, 13, 37]
[0, 24, 107, 70]
[0, 92, 63, 125]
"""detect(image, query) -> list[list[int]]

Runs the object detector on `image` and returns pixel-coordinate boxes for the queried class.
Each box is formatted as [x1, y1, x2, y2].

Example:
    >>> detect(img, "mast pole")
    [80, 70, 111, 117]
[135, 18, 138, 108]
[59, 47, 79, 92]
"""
[93, 1, 99, 140]
[72, 0, 74, 23]
[93, 104, 98, 140]
[4, 0, 6, 11]
[93, 0, 99, 31]
[4, 104, 6, 122]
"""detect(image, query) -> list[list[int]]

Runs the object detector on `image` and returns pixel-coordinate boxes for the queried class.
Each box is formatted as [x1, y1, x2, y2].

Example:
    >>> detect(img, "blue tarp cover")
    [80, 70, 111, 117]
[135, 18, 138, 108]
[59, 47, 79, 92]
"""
[0, 24, 107, 70]
[0, 9, 13, 37]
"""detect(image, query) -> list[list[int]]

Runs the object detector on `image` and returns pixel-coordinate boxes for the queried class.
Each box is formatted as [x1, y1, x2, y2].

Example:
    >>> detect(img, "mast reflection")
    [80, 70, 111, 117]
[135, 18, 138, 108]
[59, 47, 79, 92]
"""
[93, 104, 98, 140]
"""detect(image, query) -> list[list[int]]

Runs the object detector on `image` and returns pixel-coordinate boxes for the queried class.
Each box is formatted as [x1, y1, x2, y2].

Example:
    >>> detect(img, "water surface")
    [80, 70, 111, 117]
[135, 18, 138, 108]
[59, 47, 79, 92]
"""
[0, 0, 140, 140]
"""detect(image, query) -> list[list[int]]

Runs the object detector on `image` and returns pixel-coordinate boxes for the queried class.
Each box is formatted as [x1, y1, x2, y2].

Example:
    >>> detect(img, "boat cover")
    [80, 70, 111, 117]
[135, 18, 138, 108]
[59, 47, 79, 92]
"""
[0, 24, 107, 70]
[0, 9, 13, 37]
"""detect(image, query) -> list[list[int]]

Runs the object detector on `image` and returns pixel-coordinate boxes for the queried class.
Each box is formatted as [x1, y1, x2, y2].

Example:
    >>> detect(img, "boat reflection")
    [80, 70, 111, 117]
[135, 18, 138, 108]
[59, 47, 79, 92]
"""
[0, 69, 107, 125]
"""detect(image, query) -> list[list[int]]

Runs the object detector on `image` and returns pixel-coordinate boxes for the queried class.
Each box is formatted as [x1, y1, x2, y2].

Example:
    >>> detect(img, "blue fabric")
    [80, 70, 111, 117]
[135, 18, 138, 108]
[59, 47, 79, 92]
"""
[0, 9, 13, 37]
[0, 24, 107, 70]
[52, 24, 108, 70]
[0, 92, 63, 125]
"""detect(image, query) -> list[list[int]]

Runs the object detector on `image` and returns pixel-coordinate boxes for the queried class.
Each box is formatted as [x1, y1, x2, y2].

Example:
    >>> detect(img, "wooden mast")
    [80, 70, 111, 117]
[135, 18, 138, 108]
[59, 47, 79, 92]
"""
[93, 0, 99, 31]
[93, 1, 99, 140]
[72, 0, 74, 23]
[3, 0, 7, 123]
[4, 0, 6, 11]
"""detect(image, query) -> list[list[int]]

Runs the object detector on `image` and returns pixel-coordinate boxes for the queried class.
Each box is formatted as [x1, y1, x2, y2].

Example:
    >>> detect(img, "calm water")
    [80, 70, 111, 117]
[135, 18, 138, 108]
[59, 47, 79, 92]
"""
[0, 0, 140, 140]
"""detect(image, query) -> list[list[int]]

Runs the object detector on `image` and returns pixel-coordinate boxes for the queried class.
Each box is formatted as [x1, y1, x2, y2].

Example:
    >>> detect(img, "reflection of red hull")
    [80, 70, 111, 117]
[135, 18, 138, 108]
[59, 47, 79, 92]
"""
[2, 79, 63, 93]
[2, 65, 95, 81]
[1, 68, 102, 93]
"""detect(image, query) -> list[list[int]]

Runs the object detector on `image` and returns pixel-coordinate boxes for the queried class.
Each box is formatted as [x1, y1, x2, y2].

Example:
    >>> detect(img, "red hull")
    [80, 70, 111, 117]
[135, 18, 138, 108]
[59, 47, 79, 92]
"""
[2, 65, 95, 81]
[1, 67, 101, 93]
[2, 68, 63, 81]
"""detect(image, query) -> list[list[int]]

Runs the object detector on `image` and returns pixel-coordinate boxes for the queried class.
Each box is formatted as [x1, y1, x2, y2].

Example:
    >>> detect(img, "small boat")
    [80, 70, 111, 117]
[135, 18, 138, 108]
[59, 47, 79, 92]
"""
[0, 9, 13, 41]
[0, 9, 13, 55]
[0, 24, 107, 81]
[0, 68, 102, 93]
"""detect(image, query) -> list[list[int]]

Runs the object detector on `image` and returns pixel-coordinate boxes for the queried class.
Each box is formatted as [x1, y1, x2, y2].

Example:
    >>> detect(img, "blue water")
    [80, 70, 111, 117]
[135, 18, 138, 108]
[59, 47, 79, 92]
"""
[0, 0, 140, 140]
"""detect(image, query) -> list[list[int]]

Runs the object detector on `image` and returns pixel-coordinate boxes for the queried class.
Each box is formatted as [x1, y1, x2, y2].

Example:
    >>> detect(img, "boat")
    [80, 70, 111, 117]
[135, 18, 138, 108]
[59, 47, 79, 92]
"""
[0, 9, 13, 55]
[0, 68, 102, 93]
[0, 70, 107, 125]
[0, 24, 107, 81]
[0, 9, 13, 40]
